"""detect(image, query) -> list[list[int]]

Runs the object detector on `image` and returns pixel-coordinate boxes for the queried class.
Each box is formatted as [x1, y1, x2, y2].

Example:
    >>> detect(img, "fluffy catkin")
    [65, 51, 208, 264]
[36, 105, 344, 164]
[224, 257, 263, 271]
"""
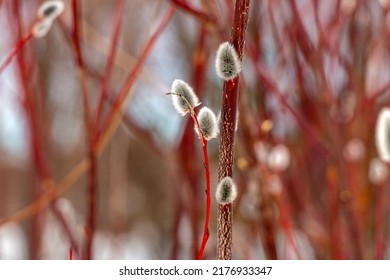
[33, 1, 64, 38]
[171, 79, 200, 116]
[37, 1, 65, 20]
[32, 19, 53, 38]
[195, 107, 218, 140]
[267, 144, 290, 171]
[216, 177, 237, 205]
[375, 108, 390, 163]
[215, 42, 241, 81]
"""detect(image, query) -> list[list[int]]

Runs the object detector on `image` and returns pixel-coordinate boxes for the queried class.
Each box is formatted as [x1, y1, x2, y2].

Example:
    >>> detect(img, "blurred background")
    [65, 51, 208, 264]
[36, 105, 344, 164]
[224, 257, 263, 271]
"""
[0, 0, 390, 259]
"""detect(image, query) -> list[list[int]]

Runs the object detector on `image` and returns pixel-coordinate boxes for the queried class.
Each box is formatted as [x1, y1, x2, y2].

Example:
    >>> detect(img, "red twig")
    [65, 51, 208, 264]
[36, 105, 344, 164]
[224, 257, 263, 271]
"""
[0, 32, 32, 75]
[169, 0, 216, 24]
[167, 91, 211, 259]
[96, 5, 175, 144]
[246, 42, 333, 158]
[70, 0, 95, 260]
[177, 27, 208, 259]
[8, 0, 80, 258]
[69, 247, 73, 260]
[192, 115, 211, 260]
[94, 0, 125, 131]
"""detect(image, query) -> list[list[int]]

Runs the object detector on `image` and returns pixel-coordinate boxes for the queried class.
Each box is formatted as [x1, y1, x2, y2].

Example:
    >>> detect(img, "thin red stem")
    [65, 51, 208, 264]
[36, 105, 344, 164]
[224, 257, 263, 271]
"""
[192, 115, 211, 260]
[8, 0, 80, 258]
[170, 0, 216, 24]
[70, 0, 95, 260]
[94, 0, 125, 132]
[96, 5, 175, 144]
[0, 32, 32, 75]
[69, 247, 73, 260]
[246, 42, 333, 158]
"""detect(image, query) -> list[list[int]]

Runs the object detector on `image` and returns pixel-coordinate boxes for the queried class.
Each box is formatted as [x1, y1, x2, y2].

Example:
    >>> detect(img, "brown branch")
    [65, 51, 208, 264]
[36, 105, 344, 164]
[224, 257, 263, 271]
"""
[217, 0, 250, 260]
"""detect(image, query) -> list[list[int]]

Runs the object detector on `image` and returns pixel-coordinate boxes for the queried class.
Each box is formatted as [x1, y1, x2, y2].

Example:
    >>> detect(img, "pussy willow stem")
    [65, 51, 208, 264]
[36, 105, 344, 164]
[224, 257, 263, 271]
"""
[217, 0, 250, 260]
[167, 93, 211, 259]
[192, 115, 211, 260]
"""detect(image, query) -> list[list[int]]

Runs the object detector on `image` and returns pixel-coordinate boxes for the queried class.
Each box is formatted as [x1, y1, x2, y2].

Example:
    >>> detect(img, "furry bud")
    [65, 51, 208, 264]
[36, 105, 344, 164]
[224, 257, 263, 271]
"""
[32, 18, 53, 38]
[375, 108, 390, 163]
[215, 42, 241, 81]
[195, 107, 218, 141]
[170, 79, 200, 116]
[216, 177, 238, 205]
[37, 1, 65, 21]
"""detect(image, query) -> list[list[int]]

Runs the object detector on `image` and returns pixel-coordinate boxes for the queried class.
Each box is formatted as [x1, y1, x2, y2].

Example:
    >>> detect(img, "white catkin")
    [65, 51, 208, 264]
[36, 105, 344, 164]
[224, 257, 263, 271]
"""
[215, 42, 241, 81]
[216, 177, 238, 205]
[37, 1, 65, 21]
[32, 19, 53, 38]
[369, 158, 388, 185]
[343, 138, 365, 162]
[375, 108, 390, 163]
[267, 144, 290, 171]
[171, 79, 200, 116]
[195, 107, 218, 141]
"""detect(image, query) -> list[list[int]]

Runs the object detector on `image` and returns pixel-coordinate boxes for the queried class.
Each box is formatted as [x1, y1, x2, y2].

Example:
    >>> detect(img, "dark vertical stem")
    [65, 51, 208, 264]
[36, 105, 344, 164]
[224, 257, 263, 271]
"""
[217, 0, 250, 260]
[260, 204, 278, 259]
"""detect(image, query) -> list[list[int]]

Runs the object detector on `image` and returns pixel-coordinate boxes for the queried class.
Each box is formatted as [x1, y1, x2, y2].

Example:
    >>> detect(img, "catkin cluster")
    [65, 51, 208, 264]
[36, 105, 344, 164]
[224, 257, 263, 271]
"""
[32, 1, 65, 38]
[170, 79, 218, 141]
[168, 41, 243, 207]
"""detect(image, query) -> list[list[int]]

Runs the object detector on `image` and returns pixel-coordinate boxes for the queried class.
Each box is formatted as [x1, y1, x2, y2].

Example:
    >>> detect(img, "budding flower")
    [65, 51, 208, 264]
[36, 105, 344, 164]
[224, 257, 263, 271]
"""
[215, 42, 241, 81]
[32, 18, 53, 38]
[195, 107, 218, 141]
[216, 177, 238, 205]
[37, 1, 65, 21]
[170, 79, 200, 116]
[375, 108, 390, 162]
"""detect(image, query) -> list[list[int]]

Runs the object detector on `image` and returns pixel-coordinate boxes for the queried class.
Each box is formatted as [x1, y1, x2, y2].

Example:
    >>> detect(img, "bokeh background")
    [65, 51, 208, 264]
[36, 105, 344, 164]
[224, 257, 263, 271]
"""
[1, 0, 390, 260]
